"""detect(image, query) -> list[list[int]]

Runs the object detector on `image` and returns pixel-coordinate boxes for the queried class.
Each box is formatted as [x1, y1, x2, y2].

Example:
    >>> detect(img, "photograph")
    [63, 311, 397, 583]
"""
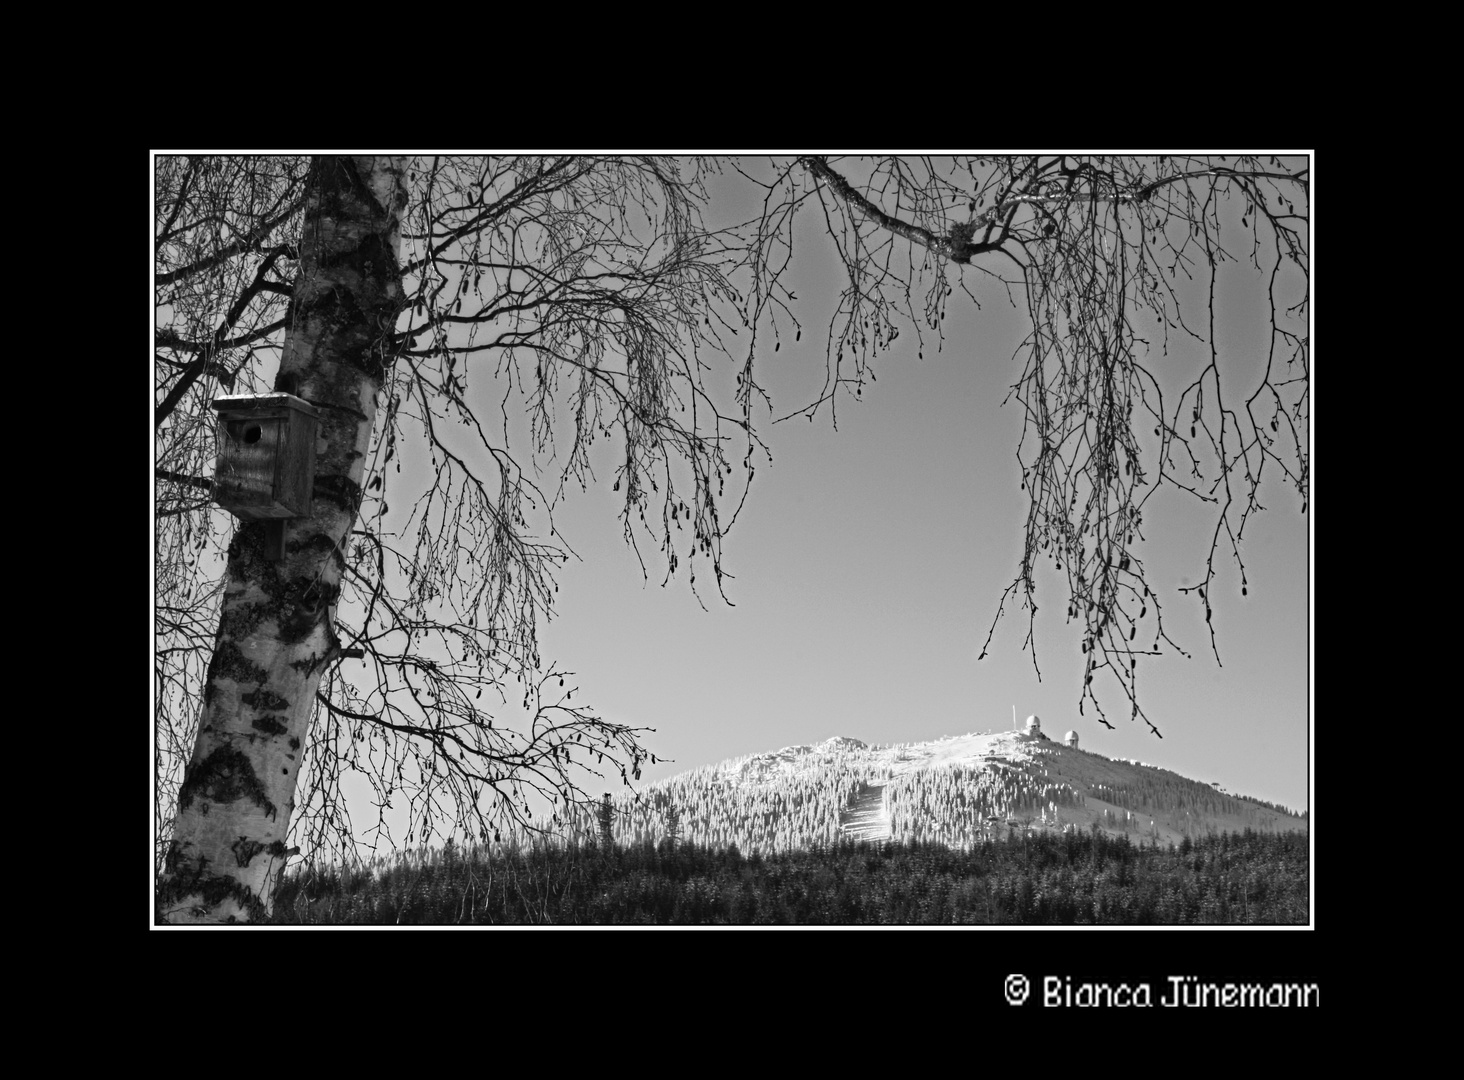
[154, 153, 1311, 934]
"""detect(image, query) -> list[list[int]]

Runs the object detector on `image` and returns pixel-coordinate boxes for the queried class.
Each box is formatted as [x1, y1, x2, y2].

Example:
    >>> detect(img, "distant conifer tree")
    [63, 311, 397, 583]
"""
[598, 793, 615, 852]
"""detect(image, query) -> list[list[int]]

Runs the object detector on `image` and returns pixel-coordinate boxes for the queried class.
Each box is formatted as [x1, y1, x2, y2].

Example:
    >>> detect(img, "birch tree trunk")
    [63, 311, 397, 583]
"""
[158, 156, 408, 923]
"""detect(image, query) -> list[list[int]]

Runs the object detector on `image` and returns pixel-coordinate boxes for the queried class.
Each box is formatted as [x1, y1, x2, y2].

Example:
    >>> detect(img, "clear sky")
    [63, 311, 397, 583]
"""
[526, 163, 1310, 817]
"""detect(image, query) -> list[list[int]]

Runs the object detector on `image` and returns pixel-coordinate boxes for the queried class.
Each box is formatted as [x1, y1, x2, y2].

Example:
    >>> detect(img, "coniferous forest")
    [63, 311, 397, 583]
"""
[267, 828, 1308, 925]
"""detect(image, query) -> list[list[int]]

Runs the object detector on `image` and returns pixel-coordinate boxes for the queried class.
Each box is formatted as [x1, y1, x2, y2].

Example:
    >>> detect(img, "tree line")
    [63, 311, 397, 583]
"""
[267, 828, 1308, 924]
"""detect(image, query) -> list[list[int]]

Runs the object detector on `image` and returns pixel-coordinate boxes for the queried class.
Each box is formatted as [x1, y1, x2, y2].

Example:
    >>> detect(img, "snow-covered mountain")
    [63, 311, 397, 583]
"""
[568, 723, 1307, 853]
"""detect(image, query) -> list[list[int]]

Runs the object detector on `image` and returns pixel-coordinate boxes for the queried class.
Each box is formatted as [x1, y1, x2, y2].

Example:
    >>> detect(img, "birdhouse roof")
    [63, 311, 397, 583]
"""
[212, 392, 319, 418]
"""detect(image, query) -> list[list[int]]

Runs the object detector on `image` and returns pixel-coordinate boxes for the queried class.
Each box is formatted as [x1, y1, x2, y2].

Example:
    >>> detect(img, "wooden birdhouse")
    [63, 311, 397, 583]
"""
[212, 394, 319, 556]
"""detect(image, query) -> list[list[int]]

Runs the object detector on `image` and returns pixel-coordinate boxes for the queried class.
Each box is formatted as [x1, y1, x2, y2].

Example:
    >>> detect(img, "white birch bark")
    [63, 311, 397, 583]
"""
[158, 156, 408, 923]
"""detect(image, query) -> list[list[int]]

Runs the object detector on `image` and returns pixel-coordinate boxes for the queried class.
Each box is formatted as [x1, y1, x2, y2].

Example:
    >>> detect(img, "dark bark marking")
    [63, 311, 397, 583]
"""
[251, 715, 289, 736]
[227, 519, 289, 570]
[155, 846, 267, 924]
[278, 608, 321, 644]
[288, 652, 330, 676]
[232, 836, 266, 867]
[207, 641, 269, 694]
[279, 577, 338, 643]
[178, 745, 277, 822]
[218, 599, 268, 642]
[311, 473, 363, 514]
[241, 688, 290, 712]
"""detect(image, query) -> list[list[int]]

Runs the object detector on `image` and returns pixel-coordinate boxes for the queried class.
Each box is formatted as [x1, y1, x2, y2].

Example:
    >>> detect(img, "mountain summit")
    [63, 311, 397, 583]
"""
[569, 729, 1307, 854]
